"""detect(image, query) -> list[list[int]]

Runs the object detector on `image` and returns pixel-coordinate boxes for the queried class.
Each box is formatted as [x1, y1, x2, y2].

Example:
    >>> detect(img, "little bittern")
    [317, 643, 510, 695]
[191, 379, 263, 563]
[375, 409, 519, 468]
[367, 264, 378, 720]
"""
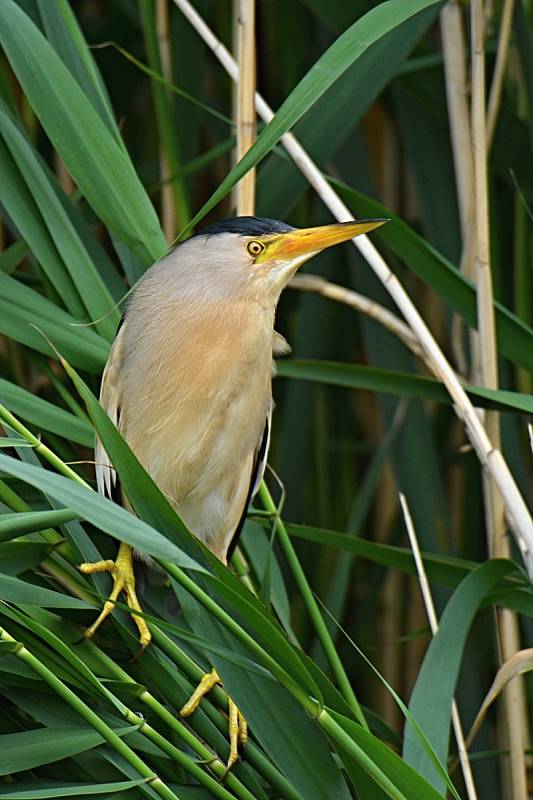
[80, 214, 386, 767]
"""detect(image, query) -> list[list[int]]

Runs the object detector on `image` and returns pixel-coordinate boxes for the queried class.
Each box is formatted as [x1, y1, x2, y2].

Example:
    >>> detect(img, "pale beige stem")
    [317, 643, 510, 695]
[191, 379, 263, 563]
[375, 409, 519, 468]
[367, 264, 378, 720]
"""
[440, 2, 474, 239]
[471, 0, 503, 543]
[156, 0, 176, 242]
[399, 494, 478, 800]
[232, 0, 257, 596]
[466, 648, 533, 752]
[440, 2, 476, 375]
[453, 0, 516, 378]
[486, 0, 516, 150]
[289, 274, 422, 359]
[173, 0, 533, 580]
[459, 230, 481, 380]
[498, 606, 529, 798]
[234, 0, 256, 216]
[472, 3, 528, 798]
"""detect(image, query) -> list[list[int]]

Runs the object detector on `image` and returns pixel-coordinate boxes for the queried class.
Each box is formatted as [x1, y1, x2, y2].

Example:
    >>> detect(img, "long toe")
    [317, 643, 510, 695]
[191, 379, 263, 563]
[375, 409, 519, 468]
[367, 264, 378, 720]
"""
[180, 669, 247, 771]
[227, 698, 247, 771]
[180, 668, 221, 717]
[80, 559, 125, 640]
[79, 542, 151, 647]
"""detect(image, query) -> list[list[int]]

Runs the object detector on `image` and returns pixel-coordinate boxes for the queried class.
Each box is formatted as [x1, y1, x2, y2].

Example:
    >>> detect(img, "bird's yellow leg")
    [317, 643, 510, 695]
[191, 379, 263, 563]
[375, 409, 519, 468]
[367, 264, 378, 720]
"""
[180, 669, 248, 769]
[79, 542, 151, 647]
[180, 667, 221, 716]
[227, 698, 247, 771]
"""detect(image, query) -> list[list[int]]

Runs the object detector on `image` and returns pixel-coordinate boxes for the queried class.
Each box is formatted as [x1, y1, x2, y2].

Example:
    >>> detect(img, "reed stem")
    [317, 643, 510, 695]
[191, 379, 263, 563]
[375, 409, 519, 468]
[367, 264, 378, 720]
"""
[258, 482, 368, 728]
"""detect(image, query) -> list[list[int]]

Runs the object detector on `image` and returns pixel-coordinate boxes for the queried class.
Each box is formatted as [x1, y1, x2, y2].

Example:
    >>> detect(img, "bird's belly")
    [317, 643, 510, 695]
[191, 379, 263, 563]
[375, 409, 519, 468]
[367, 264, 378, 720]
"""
[127, 363, 270, 559]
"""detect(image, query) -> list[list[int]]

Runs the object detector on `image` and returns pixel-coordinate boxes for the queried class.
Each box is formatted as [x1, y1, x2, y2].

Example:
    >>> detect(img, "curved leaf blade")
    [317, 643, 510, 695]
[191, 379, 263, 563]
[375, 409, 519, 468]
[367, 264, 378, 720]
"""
[276, 358, 533, 414]
[403, 560, 516, 791]
[0, 726, 134, 777]
[0, 453, 204, 571]
[0, 0, 166, 266]
[0, 380, 93, 448]
[184, 0, 444, 232]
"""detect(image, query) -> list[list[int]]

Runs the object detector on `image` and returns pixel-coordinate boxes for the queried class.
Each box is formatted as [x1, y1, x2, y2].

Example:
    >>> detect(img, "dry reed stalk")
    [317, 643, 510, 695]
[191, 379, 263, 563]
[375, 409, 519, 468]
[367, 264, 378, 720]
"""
[290, 274, 422, 358]
[172, 0, 533, 581]
[156, 0, 176, 242]
[230, 0, 257, 581]
[450, 0, 517, 369]
[497, 607, 530, 798]
[486, 0, 516, 149]
[471, 2, 528, 796]
[471, 0, 504, 548]
[440, 2, 475, 241]
[465, 648, 533, 752]
[400, 493, 478, 799]
[234, 0, 256, 215]
[440, 2, 476, 375]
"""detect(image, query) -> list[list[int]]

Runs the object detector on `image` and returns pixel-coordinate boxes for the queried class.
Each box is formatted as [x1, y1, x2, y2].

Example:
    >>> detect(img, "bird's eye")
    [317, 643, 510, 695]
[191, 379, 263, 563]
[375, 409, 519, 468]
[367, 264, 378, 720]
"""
[247, 240, 265, 257]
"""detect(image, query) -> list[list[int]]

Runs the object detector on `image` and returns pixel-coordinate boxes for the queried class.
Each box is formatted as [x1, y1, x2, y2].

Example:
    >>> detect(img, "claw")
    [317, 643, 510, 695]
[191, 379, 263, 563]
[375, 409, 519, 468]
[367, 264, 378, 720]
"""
[227, 698, 247, 771]
[180, 667, 247, 770]
[79, 542, 151, 647]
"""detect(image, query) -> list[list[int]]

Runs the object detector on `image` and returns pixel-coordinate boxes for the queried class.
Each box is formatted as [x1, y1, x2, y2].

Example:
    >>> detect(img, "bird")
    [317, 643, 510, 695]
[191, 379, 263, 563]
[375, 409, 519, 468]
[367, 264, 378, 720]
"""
[79, 214, 386, 768]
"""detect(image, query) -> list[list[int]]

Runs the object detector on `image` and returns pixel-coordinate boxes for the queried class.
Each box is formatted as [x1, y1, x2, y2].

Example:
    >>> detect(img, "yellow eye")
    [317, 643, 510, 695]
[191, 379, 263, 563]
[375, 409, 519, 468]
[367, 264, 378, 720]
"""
[247, 240, 265, 257]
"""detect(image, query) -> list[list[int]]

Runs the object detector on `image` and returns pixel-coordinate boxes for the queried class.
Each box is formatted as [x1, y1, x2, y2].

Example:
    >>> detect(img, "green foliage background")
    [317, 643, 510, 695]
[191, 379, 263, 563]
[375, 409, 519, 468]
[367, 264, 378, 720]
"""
[0, 1, 532, 798]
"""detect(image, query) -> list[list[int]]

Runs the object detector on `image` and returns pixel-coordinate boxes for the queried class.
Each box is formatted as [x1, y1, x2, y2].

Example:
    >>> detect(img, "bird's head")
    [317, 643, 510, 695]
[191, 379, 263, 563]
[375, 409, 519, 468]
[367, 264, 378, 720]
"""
[173, 216, 387, 304]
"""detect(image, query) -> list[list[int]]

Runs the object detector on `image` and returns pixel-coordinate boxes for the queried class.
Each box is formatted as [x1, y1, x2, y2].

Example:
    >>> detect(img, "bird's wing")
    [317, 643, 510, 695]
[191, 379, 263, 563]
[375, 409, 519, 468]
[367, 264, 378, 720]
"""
[225, 335, 287, 560]
[251, 403, 272, 499]
[225, 403, 272, 562]
[95, 322, 126, 503]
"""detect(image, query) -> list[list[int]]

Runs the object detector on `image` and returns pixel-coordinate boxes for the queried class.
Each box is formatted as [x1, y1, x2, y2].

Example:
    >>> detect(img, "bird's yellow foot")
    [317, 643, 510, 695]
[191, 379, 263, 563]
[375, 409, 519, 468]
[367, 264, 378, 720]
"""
[180, 668, 247, 770]
[79, 541, 151, 647]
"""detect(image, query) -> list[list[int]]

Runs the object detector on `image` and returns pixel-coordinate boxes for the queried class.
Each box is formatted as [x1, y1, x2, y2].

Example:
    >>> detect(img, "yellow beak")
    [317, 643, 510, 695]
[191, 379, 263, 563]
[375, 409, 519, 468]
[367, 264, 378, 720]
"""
[257, 218, 388, 263]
